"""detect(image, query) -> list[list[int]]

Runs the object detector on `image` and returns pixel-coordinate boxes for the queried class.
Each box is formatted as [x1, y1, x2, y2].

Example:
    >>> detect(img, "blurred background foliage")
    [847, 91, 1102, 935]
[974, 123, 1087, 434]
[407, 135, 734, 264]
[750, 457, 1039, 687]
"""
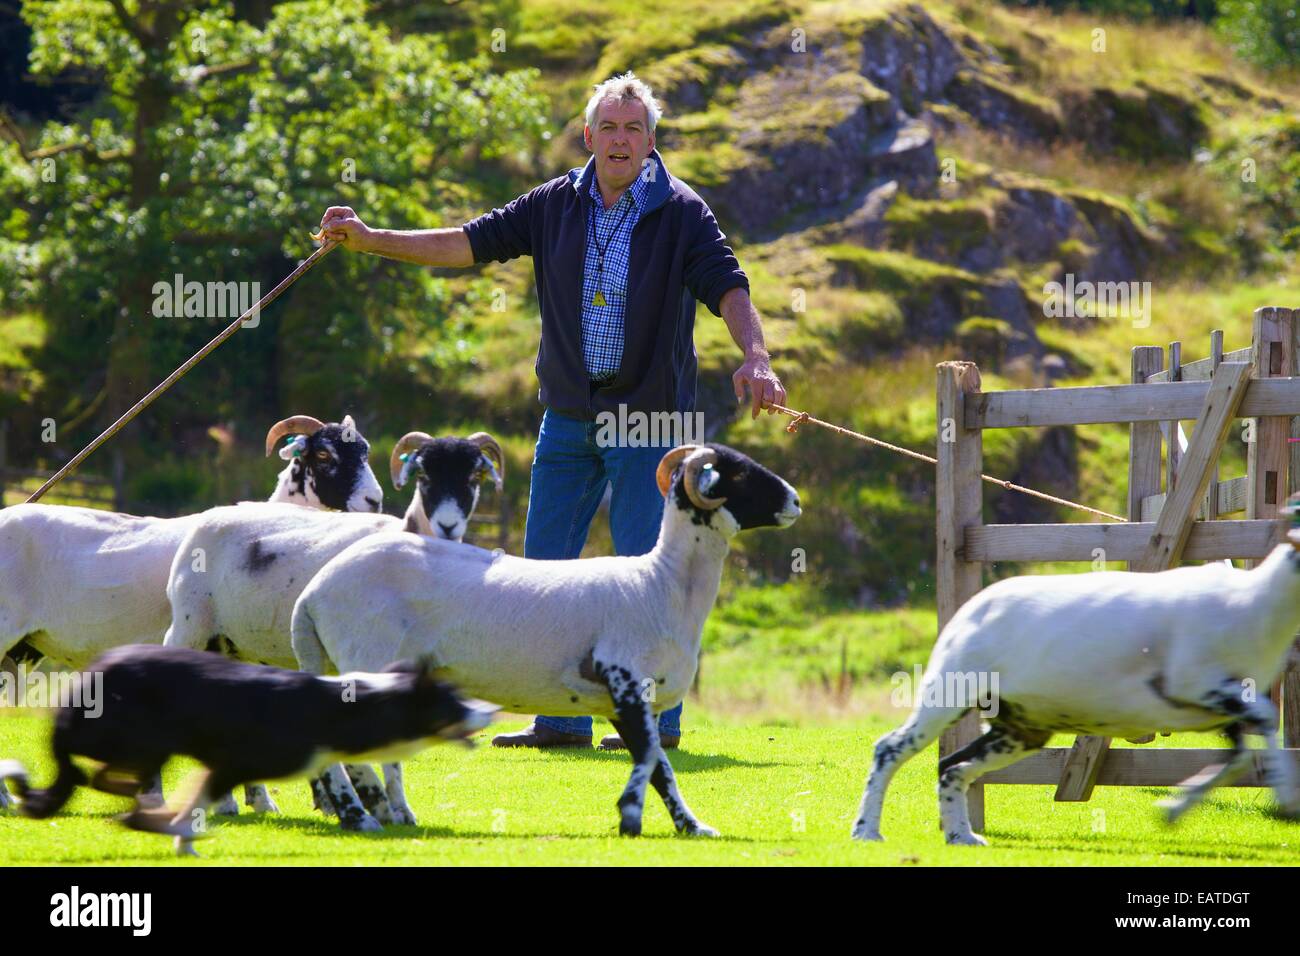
[1, 0, 1298, 668]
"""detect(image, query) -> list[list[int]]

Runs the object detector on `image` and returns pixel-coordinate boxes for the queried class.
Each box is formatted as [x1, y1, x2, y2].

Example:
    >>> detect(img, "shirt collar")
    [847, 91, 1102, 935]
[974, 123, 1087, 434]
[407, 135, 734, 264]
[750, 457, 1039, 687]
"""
[590, 163, 649, 211]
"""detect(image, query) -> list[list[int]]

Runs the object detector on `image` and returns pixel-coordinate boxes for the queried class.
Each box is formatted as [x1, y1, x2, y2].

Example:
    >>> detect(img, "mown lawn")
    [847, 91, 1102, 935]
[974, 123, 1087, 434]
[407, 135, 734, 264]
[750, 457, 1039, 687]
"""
[1, 710, 1296, 866]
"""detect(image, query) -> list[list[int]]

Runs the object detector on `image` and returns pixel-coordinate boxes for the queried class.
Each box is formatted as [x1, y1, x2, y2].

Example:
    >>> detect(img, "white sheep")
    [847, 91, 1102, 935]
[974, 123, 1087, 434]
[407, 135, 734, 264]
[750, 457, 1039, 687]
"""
[0, 414, 382, 812]
[852, 510, 1300, 847]
[162, 431, 503, 818]
[0, 414, 380, 674]
[290, 444, 801, 834]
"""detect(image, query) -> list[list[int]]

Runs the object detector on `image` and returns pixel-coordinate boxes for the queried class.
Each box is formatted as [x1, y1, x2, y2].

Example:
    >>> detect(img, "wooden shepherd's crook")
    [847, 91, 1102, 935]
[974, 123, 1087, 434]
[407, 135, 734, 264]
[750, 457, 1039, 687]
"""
[25, 236, 339, 504]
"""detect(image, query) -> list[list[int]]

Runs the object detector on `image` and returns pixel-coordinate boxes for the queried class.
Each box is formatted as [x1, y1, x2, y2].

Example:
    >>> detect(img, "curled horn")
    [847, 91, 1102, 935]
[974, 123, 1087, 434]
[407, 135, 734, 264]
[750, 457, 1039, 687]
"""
[390, 431, 435, 487]
[655, 445, 697, 497]
[682, 447, 725, 510]
[265, 415, 326, 457]
[467, 432, 505, 488]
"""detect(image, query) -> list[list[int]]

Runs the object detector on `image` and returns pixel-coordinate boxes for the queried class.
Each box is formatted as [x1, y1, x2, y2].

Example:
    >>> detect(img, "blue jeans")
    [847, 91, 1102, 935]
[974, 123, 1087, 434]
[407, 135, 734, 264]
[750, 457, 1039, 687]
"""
[526, 408, 683, 739]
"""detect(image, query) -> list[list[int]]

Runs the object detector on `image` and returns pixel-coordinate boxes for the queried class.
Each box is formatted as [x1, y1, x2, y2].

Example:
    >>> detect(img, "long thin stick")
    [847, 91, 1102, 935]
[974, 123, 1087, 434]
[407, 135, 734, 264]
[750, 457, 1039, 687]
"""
[26, 239, 339, 504]
[764, 401, 1125, 523]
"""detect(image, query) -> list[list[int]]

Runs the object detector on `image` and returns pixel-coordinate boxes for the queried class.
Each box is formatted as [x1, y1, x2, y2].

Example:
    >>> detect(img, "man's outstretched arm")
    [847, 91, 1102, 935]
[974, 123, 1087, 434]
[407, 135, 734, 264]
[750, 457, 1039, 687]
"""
[318, 205, 475, 267]
[720, 286, 787, 420]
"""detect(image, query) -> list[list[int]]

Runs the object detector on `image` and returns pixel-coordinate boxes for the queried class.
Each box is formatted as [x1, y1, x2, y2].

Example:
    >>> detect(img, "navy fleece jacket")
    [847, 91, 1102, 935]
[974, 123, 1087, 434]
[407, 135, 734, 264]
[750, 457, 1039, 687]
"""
[461, 149, 749, 421]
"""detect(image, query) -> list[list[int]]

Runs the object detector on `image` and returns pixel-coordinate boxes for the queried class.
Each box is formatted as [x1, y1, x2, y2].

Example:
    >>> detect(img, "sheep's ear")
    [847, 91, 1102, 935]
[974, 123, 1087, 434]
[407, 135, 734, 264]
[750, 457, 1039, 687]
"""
[278, 434, 308, 461]
[480, 454, 503, 492]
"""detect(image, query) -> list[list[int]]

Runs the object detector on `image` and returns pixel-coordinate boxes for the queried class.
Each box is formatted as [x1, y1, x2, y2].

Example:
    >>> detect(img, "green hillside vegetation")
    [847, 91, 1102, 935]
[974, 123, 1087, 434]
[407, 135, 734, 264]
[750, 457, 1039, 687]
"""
[3, 0, 1299, 704]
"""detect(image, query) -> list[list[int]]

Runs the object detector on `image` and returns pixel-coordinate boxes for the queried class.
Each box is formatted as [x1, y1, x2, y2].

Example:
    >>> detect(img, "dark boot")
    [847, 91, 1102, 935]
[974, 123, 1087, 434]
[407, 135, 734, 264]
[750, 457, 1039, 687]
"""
[491, 723, 592, 749]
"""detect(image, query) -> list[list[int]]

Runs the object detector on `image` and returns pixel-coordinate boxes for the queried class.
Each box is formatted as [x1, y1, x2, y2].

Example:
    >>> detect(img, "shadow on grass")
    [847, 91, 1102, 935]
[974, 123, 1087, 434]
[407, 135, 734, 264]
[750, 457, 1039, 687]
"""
[206, 811, 755, 843]
[987, 829, 1294, 864]
[492, 749, 792, 772]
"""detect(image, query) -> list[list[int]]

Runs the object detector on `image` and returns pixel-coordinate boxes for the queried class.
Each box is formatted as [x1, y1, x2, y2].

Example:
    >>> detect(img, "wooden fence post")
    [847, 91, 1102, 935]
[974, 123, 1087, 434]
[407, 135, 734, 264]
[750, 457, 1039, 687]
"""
[936, 361, 985, 831]
[1163, 340, 1181, 496]
[1249, 308, 1293, 719]
[1055, 347, 1160, 799]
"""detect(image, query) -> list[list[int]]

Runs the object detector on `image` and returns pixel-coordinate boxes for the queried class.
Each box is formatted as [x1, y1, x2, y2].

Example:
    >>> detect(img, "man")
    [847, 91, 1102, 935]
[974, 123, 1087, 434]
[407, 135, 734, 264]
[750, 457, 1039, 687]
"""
[318, 72, 785, 749]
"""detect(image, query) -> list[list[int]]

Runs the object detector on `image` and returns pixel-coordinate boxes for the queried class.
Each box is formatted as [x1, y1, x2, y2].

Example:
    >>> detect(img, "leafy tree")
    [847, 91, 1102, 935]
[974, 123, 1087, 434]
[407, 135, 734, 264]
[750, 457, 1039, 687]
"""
[0, 0, 547, 504]
[1216, 0, 1300, 69]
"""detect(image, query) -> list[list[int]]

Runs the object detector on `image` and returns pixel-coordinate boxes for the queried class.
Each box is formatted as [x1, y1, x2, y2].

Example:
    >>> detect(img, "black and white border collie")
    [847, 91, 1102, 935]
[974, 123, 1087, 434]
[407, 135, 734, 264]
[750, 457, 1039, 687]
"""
[0, 645, 493, 855]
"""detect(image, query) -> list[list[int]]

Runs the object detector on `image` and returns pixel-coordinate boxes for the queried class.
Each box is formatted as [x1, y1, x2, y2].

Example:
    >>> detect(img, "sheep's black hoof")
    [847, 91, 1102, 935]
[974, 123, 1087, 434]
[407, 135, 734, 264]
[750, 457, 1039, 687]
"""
[619, 814, 642, 837]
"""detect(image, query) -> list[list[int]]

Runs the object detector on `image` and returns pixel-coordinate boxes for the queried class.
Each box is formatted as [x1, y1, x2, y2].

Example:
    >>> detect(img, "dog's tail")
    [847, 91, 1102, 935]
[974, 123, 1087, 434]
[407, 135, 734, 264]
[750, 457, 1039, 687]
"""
[0, 754, 84, 818]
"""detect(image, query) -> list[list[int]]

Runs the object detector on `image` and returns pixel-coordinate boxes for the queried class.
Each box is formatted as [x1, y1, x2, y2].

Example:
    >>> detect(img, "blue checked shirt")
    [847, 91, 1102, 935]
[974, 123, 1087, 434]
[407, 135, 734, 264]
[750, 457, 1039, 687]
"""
[581, 170, 650, 382]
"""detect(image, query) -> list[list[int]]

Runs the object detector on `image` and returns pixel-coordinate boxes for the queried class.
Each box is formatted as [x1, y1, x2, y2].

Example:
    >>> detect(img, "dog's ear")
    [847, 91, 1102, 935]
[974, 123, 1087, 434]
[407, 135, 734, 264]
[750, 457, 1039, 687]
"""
[414, 654, 452, 688]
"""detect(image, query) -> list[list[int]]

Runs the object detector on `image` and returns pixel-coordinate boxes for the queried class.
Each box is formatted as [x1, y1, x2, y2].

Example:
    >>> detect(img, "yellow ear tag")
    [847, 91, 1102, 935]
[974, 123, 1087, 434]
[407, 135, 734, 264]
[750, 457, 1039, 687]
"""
[592, 291, 607, 307]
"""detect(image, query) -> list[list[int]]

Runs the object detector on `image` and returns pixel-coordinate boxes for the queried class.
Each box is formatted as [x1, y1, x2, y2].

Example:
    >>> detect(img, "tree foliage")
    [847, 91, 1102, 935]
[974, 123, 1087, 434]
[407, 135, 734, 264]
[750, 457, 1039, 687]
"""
[0, 0, 547, 495]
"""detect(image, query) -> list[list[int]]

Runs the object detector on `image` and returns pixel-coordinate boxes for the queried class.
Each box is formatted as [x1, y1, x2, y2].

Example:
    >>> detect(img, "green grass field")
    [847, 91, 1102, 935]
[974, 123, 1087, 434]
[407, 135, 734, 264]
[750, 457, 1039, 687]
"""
[2, 710, 1296, 866]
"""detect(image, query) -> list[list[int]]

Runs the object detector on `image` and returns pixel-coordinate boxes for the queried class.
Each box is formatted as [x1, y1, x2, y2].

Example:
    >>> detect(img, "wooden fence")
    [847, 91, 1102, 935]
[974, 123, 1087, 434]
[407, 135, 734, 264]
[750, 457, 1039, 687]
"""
[938, 306, 1300, 833]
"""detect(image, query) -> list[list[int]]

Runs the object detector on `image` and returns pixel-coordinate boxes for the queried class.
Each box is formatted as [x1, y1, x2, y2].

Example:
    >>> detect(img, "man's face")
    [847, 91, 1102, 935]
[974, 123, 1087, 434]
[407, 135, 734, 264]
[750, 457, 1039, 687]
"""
[584, 97, 655, 194]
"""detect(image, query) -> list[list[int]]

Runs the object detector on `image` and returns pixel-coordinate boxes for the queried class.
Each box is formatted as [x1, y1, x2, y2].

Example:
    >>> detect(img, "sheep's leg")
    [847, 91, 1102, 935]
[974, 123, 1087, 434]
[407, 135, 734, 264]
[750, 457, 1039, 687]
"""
[381, 763, 418, 826]
[1161, 682, 1299, 821]
[244, 783, 278, 814]
[1240, 699, 1300, 817]
[344, 763, 396, 822]
[1259, 725, 1300, 818]
[316, 765, 382, 832]
[310, 777, 338, 817]
[645, 733, 716, 837]
[212, 791, 240, 816]
[852, 705, 968, 842]
[601, 664, 661, 837]
[1159, 724, 1250, 824]
[938, 723, 1048, 846]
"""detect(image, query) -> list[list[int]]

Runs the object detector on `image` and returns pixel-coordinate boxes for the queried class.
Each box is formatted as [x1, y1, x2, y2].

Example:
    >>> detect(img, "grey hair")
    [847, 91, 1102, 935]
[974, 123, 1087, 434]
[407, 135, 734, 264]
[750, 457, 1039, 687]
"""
[584, 72, 662, 133]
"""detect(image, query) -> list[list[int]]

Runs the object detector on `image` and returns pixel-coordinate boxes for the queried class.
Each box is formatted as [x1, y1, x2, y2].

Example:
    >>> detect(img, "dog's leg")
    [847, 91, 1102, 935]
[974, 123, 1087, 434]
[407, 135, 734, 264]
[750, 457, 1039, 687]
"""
[381, 763, 417, 827]
[168, 770, 226, 858]
[90, 765, 147, 798]
[137, 771, 165, 810]
[317, 764, 382, 832]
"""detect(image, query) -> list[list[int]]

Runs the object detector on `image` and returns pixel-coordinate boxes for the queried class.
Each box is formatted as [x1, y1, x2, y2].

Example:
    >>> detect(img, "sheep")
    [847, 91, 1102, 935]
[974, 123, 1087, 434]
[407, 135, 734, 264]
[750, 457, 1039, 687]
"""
[0, 413, 382, 813]
[851, 504, 1300, 847]
[0, 414, 380, 676]
[161, 431, 503, 818]
[290, 443, 801, 835]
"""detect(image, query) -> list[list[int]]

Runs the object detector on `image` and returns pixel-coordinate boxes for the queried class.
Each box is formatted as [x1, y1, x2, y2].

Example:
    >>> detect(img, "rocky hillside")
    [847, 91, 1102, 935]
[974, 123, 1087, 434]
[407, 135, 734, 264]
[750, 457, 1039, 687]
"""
[418, 0, 1299, 600]
[4, 0, 1298, 605]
